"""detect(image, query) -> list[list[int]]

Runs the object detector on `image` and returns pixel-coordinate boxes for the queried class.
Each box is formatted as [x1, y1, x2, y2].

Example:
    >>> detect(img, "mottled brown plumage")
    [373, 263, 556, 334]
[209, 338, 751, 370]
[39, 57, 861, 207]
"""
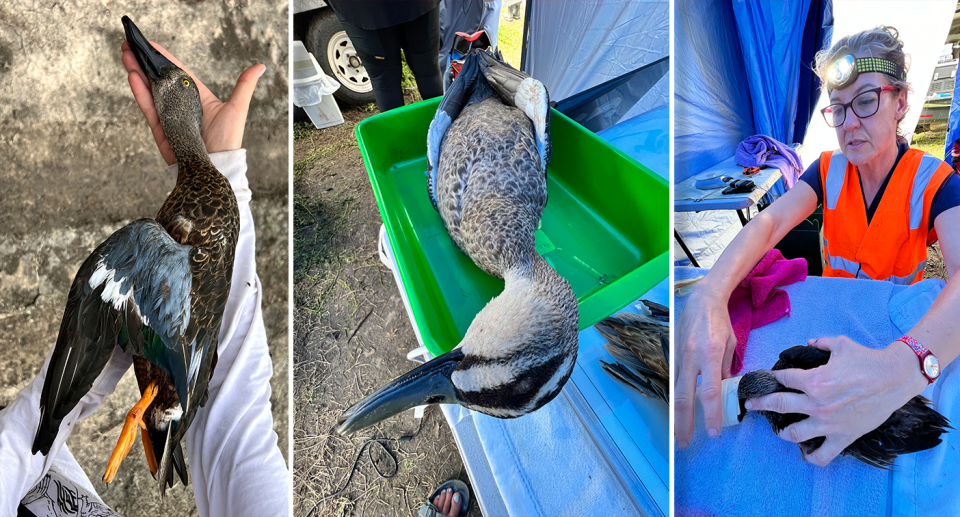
[32, 16, 238, 498]
[596, 303, 670, 403]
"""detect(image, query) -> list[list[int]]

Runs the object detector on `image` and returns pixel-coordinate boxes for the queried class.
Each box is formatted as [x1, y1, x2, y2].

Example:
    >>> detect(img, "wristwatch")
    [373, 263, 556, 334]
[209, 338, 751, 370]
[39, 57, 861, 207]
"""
[898, 336, 940, 384]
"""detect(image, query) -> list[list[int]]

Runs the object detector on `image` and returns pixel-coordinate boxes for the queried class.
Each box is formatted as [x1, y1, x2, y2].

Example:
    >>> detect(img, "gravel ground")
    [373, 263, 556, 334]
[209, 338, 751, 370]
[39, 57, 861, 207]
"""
[0, 1, 288, 515]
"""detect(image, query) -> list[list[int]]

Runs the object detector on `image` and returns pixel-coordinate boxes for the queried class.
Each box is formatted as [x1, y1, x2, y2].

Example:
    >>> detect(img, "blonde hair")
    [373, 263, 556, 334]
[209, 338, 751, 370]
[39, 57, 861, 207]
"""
[814, 26, 911, 135]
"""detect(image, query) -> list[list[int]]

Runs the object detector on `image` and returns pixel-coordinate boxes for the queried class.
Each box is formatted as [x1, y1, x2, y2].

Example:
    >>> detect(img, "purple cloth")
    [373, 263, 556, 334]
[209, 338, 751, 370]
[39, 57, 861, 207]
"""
[736, 134, 802, 190]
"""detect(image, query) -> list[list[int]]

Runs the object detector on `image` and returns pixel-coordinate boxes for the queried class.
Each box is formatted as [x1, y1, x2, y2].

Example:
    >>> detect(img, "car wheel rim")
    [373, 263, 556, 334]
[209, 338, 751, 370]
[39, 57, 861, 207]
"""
[328, 31, 372, 94]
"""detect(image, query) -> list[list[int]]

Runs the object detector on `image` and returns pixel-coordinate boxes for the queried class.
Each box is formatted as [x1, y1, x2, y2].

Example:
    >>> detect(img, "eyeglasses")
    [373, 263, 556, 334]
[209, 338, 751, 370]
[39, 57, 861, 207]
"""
[821, 86, 899, 128]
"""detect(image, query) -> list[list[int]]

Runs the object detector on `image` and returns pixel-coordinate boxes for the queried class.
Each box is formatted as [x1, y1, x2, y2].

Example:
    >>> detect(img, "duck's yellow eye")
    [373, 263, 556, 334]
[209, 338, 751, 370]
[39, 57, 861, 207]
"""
[182, 79, 190, 87]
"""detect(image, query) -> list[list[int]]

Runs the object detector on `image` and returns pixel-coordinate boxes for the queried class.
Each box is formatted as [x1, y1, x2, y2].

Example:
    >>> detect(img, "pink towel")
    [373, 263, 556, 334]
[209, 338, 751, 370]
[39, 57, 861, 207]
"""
[728, 249, 807, 374]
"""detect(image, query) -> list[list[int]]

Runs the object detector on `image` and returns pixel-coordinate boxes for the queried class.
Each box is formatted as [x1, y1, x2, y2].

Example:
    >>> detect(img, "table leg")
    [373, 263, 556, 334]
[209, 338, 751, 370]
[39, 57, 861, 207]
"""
[737, 208, 752, 226]
[674, 230, 700, 268]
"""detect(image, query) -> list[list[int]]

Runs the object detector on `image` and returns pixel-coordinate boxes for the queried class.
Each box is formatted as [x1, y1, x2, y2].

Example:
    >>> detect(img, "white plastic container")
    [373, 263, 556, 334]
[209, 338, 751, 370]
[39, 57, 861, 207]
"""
[292, 40, 343, 129]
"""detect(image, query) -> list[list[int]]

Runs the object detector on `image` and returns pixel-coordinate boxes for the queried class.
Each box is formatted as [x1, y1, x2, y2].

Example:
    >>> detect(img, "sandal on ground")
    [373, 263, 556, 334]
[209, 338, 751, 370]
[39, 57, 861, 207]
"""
[417, 479, 470, 517]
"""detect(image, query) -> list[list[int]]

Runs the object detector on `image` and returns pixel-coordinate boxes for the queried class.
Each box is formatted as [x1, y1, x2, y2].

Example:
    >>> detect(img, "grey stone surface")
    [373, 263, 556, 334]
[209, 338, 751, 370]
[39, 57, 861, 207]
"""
[0, 1, 289, 515]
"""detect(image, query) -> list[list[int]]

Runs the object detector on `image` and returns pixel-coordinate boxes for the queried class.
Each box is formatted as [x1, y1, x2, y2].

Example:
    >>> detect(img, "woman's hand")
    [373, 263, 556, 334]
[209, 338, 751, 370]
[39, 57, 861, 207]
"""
[745, 336, 928, 466]
[674, 286, 738, 449]
[120, 40, 265, 165]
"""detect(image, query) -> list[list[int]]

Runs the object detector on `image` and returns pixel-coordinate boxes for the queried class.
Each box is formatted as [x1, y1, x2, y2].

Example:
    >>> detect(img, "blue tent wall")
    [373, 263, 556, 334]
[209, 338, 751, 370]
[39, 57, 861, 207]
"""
[675, 1, 755, 182]
[732, 0, 831, 147]
[794, 0, 833, 143]
[675, 0, 831, 184]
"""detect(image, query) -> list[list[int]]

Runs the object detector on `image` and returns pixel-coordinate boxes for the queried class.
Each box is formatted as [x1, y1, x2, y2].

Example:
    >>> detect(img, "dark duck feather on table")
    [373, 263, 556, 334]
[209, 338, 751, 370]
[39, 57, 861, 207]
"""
[596, 300, 669, 404]
[336, 50, 578, 435]
[737, 345, 952, 469]
[31, 16, 237, 497]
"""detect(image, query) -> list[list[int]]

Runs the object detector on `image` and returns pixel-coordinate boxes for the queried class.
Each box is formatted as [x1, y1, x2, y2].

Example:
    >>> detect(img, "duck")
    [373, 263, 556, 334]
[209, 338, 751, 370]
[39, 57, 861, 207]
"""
[596, 300, 669, 404]
[737, 345, 952, 469]
[31, 16, 238, 497]
[336, 49, 577, 435]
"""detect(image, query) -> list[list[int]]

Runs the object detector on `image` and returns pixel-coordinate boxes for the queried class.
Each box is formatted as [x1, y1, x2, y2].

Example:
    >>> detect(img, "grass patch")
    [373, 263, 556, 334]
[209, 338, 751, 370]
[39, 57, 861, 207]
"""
[498, 2, 525, 68]
[293, 191, 357, 284]
[293, 140, 358, 178]
[294, 121, 314, 141]
[913, 129, 947, 158]
[400, 50, 416, 92]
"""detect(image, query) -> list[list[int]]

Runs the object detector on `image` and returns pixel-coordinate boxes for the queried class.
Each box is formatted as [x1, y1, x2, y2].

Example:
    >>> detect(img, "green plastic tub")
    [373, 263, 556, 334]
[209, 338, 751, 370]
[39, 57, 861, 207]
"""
[356, 98, 668, 357]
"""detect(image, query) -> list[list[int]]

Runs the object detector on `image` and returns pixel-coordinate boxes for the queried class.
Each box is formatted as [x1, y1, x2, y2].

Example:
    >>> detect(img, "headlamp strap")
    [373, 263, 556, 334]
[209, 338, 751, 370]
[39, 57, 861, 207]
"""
[855, 56, 905, 82]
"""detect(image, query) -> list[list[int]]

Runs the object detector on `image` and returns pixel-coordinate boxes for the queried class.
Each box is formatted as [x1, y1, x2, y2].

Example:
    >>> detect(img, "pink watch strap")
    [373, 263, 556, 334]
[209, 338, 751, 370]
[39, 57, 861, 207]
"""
[898, 335, 937, 384]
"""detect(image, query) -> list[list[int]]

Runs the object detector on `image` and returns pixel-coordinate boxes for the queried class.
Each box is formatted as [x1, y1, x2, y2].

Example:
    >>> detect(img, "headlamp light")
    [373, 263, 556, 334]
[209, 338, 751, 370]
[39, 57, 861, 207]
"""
[826, 54, 906, 90]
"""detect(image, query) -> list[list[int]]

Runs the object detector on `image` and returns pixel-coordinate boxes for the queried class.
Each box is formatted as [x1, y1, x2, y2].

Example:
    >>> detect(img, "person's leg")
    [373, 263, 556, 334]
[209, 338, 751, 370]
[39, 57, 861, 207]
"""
[398, 5, 444, 101]
[333, 17, 405, 111]
[431, 488, 462, 517]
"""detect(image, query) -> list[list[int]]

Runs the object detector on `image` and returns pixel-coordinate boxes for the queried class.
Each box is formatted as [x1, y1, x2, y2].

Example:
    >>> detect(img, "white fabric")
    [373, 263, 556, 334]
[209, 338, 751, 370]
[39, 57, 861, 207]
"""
[0, 150, 289, 516]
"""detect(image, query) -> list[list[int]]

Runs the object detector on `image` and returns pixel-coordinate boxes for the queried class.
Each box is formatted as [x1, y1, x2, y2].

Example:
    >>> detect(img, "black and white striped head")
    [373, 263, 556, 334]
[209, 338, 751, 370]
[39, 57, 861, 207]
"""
[336, 279, 577, 434]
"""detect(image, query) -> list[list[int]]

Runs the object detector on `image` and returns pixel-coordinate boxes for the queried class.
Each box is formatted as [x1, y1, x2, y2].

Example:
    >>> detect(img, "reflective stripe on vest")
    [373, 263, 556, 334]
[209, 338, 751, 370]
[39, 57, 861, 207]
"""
[824, 152, 847, 210]
[910, 154, 944, 230]
[825, 254, 926, 285]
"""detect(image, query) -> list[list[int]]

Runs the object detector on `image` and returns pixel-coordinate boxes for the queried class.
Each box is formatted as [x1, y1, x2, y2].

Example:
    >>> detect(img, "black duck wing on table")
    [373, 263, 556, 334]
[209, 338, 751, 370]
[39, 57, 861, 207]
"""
[33, 218, 199, 455]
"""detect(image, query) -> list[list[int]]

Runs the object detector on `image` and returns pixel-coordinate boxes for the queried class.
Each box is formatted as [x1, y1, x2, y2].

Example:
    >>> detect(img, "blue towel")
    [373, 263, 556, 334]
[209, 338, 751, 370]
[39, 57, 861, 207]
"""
[736, 134, 803, 196]
[674, 267, 960, 516]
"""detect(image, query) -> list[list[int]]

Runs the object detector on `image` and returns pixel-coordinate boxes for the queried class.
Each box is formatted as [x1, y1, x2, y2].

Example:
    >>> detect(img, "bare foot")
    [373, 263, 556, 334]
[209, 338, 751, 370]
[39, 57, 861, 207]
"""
[431, 487, 462, 517]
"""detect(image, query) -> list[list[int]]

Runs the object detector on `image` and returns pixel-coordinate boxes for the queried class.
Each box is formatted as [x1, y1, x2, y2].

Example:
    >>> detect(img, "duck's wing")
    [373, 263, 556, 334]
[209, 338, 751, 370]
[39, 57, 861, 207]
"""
[596, 313, 669, 403]
[33, 218, 196, 455]
[427, 50, 482, 212]
[476, 50, 551, 175]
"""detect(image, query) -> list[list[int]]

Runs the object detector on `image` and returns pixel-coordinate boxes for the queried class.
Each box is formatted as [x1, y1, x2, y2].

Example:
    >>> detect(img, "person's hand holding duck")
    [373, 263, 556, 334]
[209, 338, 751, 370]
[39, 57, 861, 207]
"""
[744, 335, 928, 466]
[121, 40, 265, 165]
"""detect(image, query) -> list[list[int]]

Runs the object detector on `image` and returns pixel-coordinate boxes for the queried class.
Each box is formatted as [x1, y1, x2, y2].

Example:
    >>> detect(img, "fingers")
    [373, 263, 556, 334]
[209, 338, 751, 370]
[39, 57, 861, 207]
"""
[802, 436, 845, 467]
[746, 390, 807, 415]
[698, 361, 724, 440]
[769, 367, 810, 392]
[674, 362, 698, 450]
[720, 333, 736, 377]
[807, 335, 847, 352]
[226, 64, 266, 118]
[776, 418, 821, 445]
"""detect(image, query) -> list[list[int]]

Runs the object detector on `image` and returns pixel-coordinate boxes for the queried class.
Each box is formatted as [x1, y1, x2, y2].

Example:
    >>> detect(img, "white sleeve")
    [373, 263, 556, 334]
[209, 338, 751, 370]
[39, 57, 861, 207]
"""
[176, 150, 290, 516]
[0, 337, 132, 514]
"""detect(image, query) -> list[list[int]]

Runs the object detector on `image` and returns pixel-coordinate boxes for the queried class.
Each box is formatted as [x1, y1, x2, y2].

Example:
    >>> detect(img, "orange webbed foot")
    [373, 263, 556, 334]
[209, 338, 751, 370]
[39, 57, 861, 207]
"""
[103, 381, 159, 483]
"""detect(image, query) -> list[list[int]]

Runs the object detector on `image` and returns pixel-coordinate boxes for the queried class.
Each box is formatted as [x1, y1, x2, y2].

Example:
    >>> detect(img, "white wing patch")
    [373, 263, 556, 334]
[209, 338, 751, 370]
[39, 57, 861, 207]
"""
[89, 259, 149, 326]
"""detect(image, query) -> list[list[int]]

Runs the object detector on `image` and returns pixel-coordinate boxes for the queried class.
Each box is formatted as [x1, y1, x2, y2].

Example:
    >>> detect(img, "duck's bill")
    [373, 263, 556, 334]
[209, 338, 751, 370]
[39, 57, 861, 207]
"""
[335, 349, 465, 435]
[122, 16, 176, 82]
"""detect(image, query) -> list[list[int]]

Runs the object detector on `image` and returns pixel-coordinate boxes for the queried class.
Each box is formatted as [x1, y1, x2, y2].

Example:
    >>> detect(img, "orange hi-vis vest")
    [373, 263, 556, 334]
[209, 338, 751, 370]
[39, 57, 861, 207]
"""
[819, 148, 954, 285]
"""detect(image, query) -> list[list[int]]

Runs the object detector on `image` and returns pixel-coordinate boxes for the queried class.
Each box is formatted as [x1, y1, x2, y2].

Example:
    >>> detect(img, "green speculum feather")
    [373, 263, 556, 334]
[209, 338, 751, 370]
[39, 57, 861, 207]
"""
[118, 320, 174, 378]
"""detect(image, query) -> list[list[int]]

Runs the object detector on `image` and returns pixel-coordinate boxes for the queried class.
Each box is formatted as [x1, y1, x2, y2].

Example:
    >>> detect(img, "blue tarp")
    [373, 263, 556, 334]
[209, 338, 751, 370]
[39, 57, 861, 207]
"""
[943, 58, 960, 162]
[675, 0, 831, 184]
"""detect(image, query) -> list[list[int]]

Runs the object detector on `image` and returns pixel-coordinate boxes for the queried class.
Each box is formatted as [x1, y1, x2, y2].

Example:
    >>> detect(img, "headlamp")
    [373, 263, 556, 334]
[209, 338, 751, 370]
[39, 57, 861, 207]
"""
[826, 54, 906, 90]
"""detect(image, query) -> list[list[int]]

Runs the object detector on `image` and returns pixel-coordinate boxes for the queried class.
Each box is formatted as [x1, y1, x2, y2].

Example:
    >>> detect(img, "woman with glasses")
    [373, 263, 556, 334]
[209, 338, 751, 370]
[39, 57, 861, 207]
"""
[675, 26, 960, 466]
